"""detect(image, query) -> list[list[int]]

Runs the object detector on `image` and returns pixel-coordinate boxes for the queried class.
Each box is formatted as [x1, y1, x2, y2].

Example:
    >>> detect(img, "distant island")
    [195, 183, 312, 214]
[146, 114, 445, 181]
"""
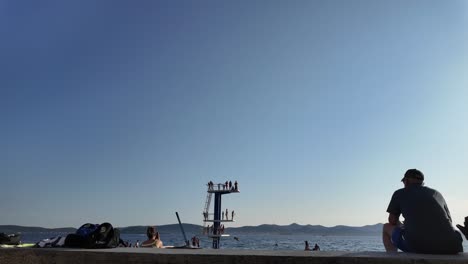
[0, 223, 383, 236]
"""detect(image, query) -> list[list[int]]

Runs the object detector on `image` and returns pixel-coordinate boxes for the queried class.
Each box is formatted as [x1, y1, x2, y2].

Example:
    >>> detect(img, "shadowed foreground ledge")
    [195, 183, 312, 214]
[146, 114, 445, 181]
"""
[1, 248, 468, 264]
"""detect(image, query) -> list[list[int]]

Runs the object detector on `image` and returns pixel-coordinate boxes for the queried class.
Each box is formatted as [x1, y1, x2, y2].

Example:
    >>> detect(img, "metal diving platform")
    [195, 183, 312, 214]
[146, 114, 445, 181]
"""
[202, 181, 240, 249]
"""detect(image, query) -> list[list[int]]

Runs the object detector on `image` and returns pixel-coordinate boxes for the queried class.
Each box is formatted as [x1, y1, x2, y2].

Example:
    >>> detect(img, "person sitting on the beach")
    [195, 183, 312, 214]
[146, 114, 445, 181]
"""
[312, 243, 320, 251]
[141, 226, 163, 248]
[383, 169, 463, 254]
[304, 240, 310, 251]
[191, 236, 200, 247]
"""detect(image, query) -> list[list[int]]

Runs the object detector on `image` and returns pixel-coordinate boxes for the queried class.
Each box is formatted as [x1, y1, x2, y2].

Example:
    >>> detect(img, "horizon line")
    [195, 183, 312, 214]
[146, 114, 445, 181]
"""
[0, 222, 385, 229]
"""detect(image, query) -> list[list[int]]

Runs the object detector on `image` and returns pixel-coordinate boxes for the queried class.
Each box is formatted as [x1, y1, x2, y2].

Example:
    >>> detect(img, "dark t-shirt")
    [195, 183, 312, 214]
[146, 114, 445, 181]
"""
[386, 184, 462, 254]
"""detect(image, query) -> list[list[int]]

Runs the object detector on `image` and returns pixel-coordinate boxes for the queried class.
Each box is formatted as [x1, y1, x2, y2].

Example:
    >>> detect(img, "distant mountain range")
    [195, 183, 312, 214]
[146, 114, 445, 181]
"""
[0, 223, 383, 236]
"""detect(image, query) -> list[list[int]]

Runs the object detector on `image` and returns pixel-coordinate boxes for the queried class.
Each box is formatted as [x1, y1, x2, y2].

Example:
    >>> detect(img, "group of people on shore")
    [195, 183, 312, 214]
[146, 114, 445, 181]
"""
[207, 180, 239, 192]
[118, 168, 468, 254]
[304, 241, 320, 251]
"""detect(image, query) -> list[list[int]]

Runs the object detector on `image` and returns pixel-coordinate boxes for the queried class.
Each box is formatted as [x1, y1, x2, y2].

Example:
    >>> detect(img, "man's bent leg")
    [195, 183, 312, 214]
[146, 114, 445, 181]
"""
[382, 223, 397, 252]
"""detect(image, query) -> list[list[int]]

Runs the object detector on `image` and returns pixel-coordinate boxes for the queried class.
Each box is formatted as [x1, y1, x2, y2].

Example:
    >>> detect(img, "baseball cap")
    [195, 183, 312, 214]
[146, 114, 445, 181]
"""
[401, 169, 424, 182]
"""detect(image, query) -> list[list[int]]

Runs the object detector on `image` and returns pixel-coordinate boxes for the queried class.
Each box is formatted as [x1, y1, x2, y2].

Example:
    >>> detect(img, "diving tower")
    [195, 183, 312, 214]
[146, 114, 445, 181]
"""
[202, 181, 239, 249]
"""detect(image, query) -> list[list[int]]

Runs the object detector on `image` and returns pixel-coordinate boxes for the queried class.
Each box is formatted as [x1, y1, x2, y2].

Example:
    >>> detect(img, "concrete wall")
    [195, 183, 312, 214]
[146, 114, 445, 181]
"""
[1, 248, 468, 264]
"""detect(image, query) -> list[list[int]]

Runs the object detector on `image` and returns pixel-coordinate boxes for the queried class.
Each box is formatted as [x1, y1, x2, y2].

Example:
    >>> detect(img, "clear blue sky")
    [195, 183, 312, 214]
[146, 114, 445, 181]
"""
[1, 0, 467, 228]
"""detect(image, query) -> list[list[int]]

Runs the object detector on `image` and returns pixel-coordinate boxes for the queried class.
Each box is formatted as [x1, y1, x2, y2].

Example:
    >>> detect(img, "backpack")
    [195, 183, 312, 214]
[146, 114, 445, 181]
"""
[76, 223, 99, 237]
[65, 222, 120, 248]
[89, 222, 120, 248]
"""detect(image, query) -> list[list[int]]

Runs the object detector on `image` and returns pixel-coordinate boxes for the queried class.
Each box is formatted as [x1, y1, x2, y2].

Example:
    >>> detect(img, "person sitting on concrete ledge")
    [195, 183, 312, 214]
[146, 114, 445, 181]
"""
[383, 169, 463, 254]
[141, 226, 163, 248]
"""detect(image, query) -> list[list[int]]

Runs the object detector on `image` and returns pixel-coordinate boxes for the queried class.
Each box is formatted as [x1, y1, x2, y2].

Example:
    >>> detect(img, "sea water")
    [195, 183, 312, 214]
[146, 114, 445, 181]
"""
[18, 232, 468, 252]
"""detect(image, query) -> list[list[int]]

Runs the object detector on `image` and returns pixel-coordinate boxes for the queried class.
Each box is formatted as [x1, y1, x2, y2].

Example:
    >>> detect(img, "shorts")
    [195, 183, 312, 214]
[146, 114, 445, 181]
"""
[391, 226, 410, 252]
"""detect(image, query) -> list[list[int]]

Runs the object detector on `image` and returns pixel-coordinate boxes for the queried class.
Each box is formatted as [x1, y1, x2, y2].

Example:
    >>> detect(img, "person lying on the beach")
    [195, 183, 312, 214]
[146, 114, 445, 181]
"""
[141, 226, 163, 248]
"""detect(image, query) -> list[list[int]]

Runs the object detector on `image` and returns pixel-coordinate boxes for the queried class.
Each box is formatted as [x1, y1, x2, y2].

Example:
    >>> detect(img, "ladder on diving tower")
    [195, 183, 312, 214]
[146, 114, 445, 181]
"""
[202, 190, 212, 229]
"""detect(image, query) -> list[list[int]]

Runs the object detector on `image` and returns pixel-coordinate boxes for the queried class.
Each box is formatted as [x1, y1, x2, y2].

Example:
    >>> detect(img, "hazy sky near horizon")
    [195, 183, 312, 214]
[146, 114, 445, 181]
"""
[1, 0, 468, 229]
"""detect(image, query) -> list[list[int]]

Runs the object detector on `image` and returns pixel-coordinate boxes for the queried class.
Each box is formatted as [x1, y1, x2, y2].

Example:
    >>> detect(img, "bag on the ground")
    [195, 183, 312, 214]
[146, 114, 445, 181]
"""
[90, 222, 120, 248]
[64, 223, 98, 248]
[0, 233, 21, 245]
[64, 222, 120, 248]
[76, 223, 99, 237]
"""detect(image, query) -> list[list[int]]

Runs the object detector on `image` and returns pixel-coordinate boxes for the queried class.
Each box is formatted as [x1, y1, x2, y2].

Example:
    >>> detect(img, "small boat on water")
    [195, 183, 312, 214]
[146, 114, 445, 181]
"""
[0, 233, 21, 245]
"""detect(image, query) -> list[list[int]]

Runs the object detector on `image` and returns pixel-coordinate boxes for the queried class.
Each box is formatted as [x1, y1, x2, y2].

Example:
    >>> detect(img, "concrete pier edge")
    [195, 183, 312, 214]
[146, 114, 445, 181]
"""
[1, 248, 468, 264]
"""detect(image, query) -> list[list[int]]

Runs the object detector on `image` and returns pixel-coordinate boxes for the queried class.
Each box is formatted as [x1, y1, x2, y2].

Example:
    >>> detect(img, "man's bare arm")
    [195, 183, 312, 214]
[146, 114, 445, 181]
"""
[388, 213, 400, 225]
